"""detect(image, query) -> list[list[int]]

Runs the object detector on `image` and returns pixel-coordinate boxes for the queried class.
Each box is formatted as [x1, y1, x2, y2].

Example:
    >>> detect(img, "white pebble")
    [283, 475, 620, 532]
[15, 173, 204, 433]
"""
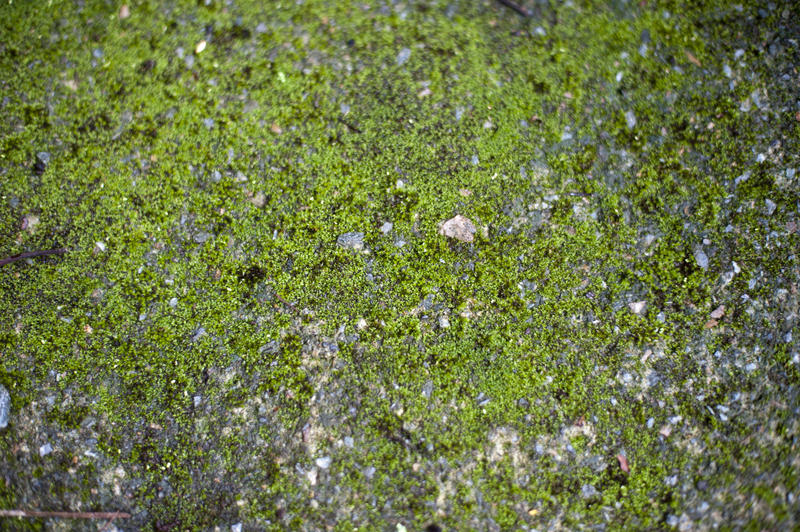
[628, 301, 647, 315]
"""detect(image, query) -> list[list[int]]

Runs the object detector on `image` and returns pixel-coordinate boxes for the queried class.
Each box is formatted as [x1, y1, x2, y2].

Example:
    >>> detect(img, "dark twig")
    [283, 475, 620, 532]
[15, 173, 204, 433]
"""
[274, 293, 298, 314]
[495, 0, 531, 17]
[0, 510, 131, 520]
[0, 248, 67, 267]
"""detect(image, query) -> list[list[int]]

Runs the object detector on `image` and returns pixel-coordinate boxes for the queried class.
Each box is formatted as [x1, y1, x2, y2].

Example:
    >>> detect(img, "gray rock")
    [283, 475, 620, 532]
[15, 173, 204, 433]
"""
[694, 248, 709, 270]
[337, 232, 365, 251]
[380, 222, 393, 234]
[316, 456, 332, 469]
[581, 484, 599, 499]
[396, 48, 411, 66]
[0, 384, 10, 428]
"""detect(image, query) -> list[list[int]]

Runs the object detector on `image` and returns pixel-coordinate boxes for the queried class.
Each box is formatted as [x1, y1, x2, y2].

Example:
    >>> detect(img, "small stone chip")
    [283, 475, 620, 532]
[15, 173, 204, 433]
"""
[628, 301, 647, 315]
[249, 191, 266, 208]
[439, 215, 477, 243]
[694, 248, 709, 270]
[0, 385, 10, 429]
[39, 443, 53, 457]
[710, 305, 726, 319]
[337, 232, 365, 251]
[21, 214, 40, 232]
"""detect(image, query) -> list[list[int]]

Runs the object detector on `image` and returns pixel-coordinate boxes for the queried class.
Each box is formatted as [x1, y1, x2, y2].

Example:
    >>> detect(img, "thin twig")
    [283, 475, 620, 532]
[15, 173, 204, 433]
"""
[495, 0, 532, 17]
[274, 293, 298, 314]
[0, 510, 131, 519]
[0, 248, 67, 267]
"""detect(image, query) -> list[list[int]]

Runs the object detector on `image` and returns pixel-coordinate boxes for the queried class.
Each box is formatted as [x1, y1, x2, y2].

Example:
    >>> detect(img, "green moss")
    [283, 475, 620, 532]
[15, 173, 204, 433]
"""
[1, 0, 798, 528]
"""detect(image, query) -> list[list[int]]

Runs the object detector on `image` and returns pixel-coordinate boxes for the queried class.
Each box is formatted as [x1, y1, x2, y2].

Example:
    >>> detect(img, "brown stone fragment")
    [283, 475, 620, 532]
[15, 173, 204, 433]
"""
[439, 215, 477, 243]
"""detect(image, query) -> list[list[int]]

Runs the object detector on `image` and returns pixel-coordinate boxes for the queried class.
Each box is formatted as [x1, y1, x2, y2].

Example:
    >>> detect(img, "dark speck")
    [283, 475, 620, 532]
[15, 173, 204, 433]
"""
[138, 58, 156, 73]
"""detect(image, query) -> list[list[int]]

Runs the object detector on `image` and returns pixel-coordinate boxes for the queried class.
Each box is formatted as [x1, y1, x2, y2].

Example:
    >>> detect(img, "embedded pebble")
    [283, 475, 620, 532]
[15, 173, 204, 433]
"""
[316, 456, 332, 469]
[396, 48, 411, 66]
[337, 231, 365, 251]
[439, 215, 477, 243]
[625, 110, 637, 130]
[629, 301, 647, 315]
[22, 214, 40, 232]
[581, 484, 599, 499]
[39, 443, 53, 457]
[0, 385, 10, 429]
[694, 248, 709, 270]
[380, 222, 393, 234]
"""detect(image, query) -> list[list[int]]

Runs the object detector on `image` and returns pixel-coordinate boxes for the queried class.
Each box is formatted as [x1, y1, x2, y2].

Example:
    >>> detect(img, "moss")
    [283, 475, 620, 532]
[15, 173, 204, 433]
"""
[1, 0, 798, 528]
